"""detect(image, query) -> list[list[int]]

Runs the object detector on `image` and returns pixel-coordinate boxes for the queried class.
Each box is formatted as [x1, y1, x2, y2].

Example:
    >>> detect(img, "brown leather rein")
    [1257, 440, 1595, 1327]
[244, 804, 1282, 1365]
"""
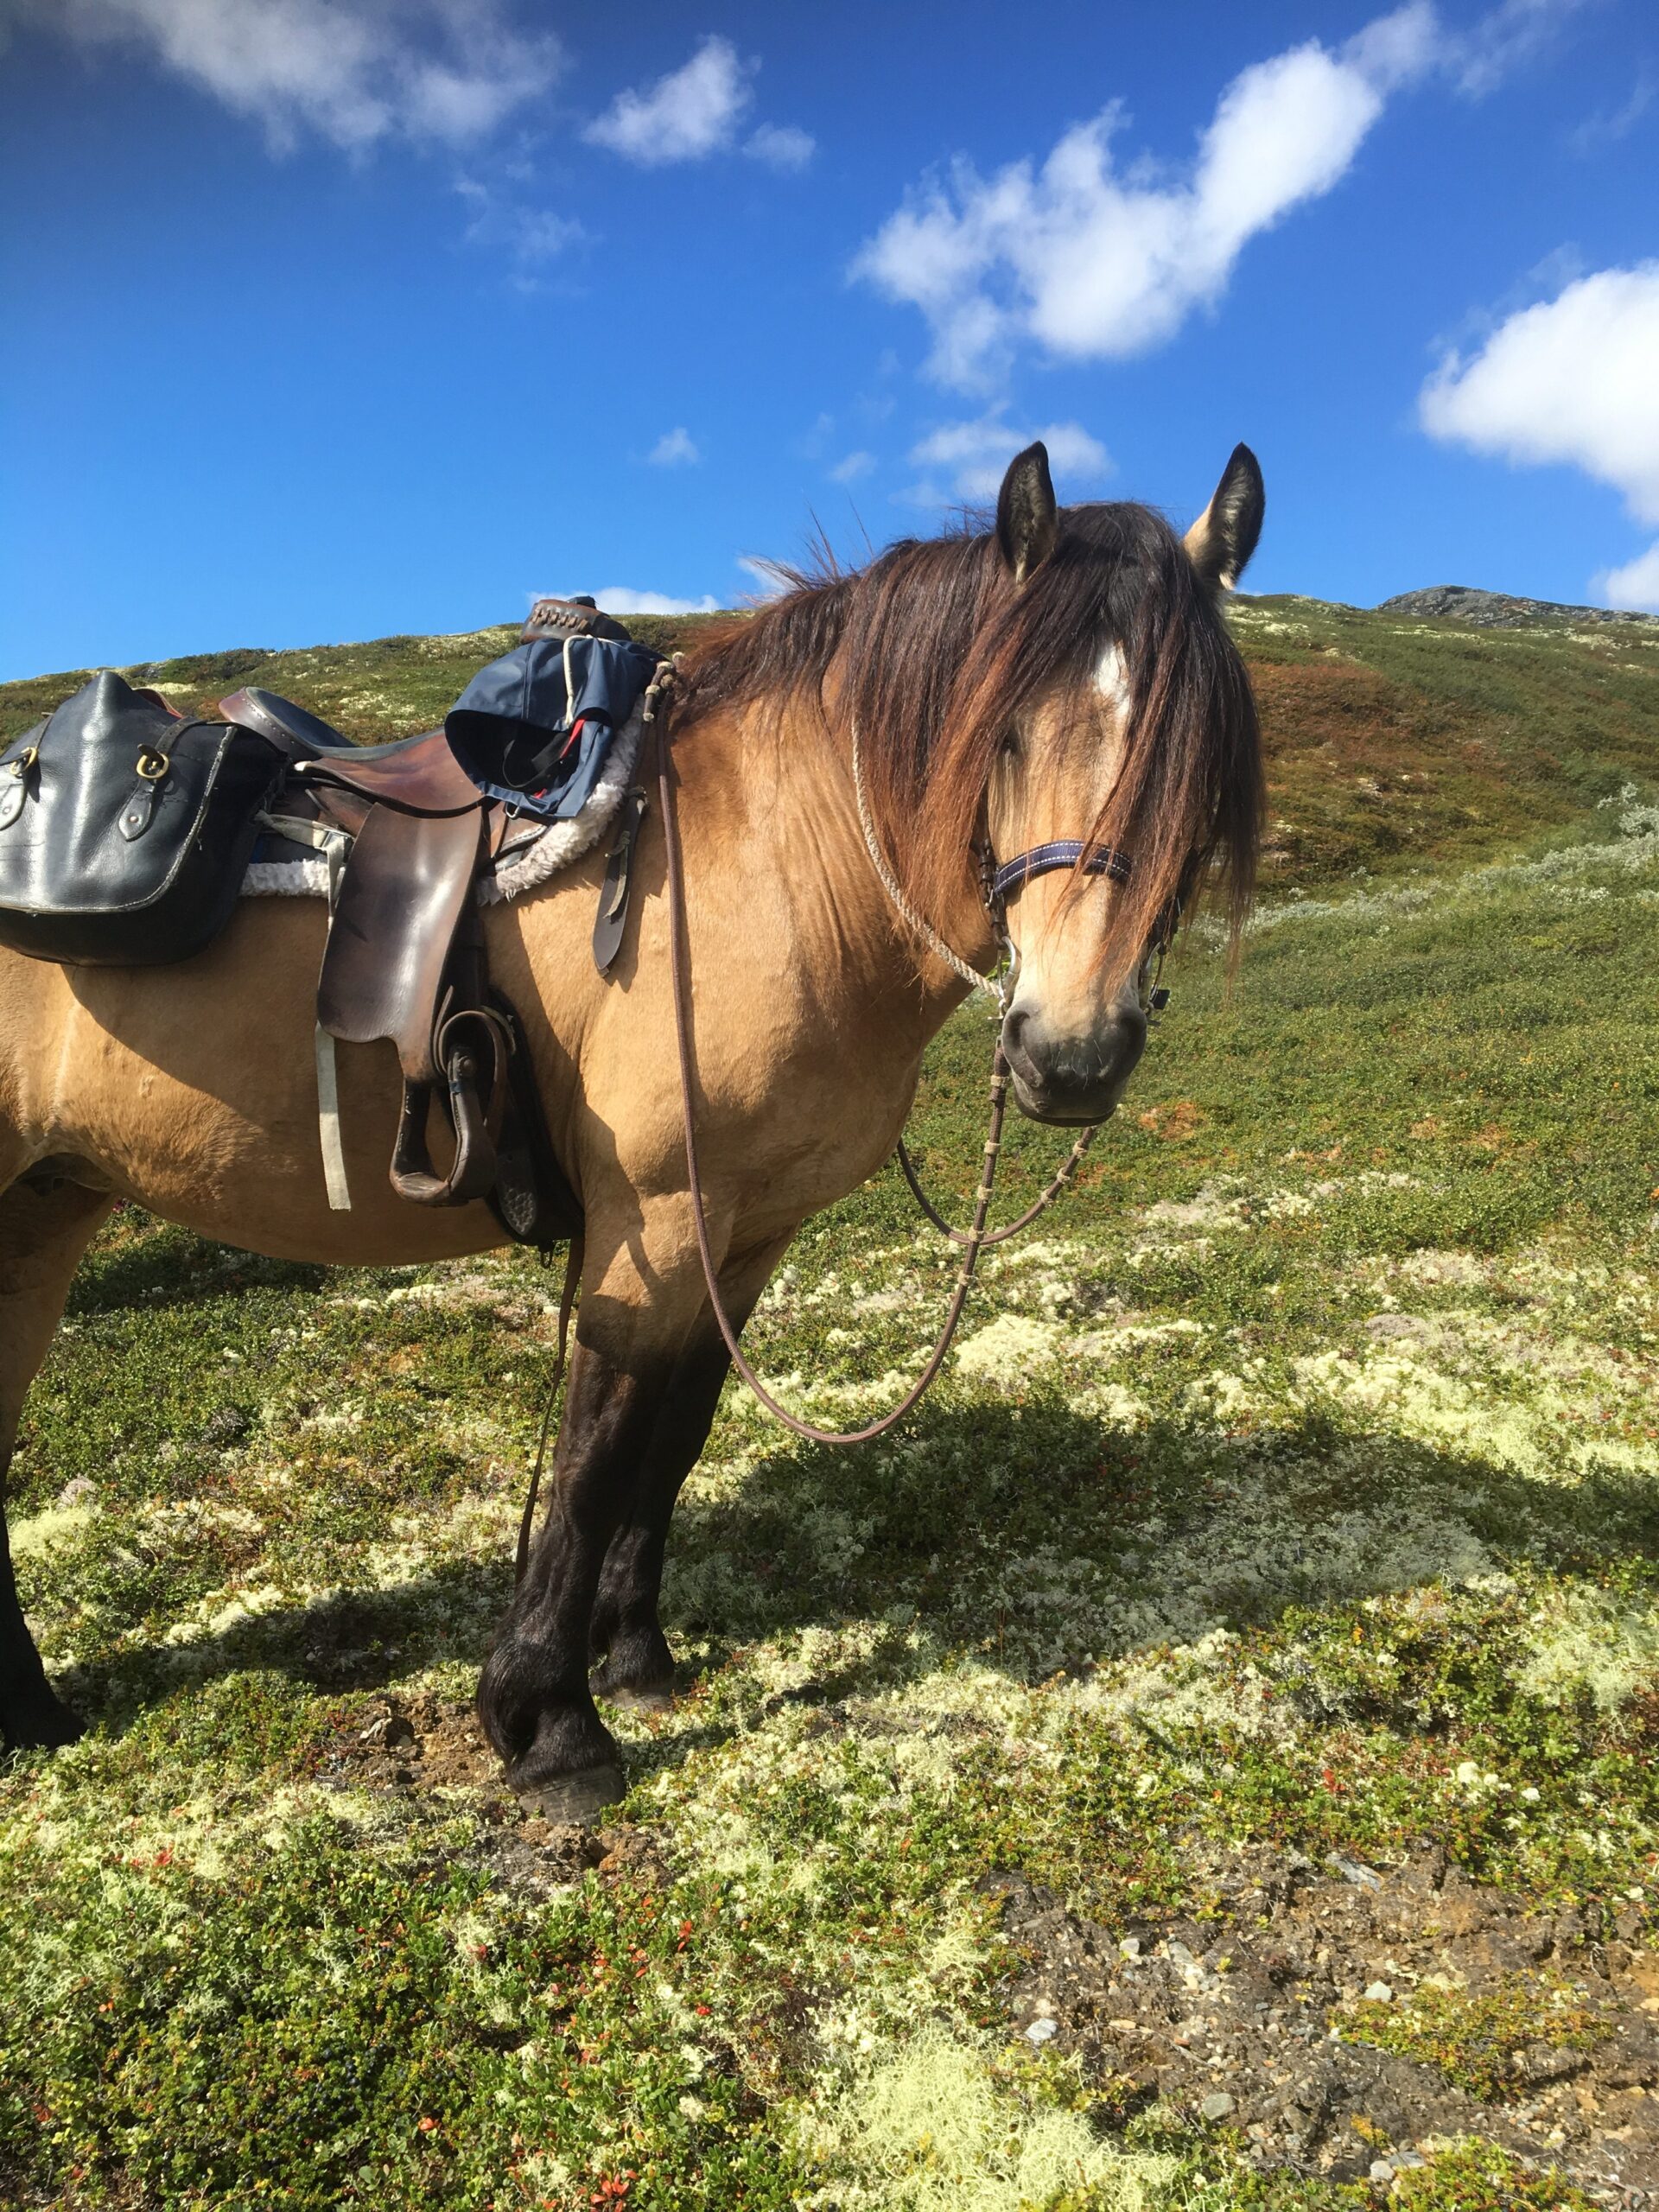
[513, 663, 1141, 1572]
[653, 664, 1128, 1447]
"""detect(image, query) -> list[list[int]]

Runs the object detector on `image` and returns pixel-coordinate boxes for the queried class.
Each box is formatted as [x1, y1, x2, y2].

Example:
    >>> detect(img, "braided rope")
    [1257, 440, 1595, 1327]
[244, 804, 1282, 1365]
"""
[658, 708, 1007, 1445]
[849, 715, 998, 998]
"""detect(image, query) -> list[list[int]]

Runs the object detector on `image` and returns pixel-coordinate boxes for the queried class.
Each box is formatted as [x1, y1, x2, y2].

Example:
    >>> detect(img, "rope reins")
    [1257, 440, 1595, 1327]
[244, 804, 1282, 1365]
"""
[517, 658, 1147, 1516]
[657, 686, 1011, 1445]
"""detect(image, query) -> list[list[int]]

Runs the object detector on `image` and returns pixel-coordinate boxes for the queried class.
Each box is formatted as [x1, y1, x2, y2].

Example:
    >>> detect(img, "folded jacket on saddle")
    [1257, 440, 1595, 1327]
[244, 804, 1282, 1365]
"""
[444, 632, 658, 822]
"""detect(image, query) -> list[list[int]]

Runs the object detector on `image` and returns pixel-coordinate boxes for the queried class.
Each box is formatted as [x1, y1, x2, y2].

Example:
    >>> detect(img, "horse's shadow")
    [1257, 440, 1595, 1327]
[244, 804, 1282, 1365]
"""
[67, 1224, 329, 1316]
[47, 1397, 1653, 1786]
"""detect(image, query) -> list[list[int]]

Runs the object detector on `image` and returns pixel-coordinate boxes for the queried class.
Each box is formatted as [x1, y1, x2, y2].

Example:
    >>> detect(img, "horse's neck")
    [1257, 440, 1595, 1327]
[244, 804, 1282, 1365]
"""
[682, 696, 976, 1060]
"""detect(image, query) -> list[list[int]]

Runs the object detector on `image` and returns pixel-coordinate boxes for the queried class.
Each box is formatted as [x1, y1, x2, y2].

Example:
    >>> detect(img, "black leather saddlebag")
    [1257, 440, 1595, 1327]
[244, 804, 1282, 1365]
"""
[0, 671, 283, 966]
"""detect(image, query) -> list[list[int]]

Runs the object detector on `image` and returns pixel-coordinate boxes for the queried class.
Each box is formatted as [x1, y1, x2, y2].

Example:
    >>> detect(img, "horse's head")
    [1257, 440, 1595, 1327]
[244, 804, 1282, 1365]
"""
[978, 441, 1266, 1126]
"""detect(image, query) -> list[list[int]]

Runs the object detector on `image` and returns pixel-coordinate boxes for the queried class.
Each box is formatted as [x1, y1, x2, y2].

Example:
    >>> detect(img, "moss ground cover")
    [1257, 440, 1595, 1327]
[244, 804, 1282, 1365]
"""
[3, 604, 1658, 2206]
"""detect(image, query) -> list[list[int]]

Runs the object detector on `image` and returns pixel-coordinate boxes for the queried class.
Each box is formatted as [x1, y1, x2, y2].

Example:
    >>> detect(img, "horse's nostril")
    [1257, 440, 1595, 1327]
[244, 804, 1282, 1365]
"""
[1001, 1001, 1148, 1122]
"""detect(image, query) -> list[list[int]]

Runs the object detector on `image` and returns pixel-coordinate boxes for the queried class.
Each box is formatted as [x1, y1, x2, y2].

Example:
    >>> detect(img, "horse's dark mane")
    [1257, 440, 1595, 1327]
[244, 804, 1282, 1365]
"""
[676, 502, 1263, 967]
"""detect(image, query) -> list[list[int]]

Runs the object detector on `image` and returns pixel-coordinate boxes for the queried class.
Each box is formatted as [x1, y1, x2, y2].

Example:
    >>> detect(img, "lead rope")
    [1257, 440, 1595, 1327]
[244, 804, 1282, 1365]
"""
[896, 1124, 1096, 1247]
[849, 715, 1000, 999]
[658, 686, 1007, 1445]
[850, 715, 1103, 1249]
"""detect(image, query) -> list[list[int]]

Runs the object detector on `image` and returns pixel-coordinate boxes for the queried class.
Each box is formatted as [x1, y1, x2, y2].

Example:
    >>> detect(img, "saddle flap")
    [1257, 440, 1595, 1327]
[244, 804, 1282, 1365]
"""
[317, 803, 486, 1082]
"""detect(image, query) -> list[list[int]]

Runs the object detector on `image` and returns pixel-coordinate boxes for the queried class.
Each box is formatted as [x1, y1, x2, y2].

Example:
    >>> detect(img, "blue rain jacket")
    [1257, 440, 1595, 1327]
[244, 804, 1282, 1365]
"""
[444, 633, 658, 821]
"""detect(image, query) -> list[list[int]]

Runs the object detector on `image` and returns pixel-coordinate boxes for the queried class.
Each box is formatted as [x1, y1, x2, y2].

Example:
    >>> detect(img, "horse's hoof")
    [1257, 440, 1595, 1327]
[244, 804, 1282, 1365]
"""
[512, 1761, 626, 1826]
[1, 1697, 85, 1753]
[602, 1681, 675, 1715]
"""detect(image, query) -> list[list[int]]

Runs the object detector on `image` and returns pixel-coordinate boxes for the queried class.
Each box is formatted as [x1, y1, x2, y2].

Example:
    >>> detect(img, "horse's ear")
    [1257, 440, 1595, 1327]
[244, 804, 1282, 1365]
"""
[1184, 443, 1264, 594]
[996, 442, 1058, 585]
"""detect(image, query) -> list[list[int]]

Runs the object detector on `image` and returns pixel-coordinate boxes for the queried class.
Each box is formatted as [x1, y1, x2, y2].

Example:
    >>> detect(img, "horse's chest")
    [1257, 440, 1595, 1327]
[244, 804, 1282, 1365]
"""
[725, 1055, 917, 1236]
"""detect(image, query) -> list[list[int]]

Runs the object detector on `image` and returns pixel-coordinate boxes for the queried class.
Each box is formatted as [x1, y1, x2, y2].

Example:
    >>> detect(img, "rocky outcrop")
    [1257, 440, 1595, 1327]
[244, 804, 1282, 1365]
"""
[1376, 585, 1658, 630]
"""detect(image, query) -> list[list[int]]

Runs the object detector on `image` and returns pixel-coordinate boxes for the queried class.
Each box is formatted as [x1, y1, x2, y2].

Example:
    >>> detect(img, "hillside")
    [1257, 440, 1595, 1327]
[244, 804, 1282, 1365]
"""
[6, 593, 1656, 900]
[3, 601, 1659, 2207]
[1376, 585, 1659, 631]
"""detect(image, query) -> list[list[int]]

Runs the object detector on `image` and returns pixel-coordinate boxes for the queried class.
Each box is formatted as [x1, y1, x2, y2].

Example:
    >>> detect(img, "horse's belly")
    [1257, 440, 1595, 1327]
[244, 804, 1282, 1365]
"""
[0, 905, 507, 1266]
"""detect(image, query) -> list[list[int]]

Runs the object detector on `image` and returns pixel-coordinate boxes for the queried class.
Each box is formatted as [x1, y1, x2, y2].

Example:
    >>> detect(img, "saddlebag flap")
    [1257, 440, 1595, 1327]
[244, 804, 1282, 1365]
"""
[0, 671, 283, 966]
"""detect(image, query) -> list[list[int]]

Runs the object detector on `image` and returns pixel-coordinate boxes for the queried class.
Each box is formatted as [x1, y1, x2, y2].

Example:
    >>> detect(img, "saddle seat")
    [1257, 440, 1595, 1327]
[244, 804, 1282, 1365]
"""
[298, 727, 485, 820]
[226, 688, 481, 816]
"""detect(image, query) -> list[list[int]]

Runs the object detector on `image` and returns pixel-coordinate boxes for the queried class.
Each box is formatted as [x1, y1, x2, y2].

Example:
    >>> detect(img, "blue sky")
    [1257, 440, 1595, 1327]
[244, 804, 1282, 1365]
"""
[2, 0, 1656, 679]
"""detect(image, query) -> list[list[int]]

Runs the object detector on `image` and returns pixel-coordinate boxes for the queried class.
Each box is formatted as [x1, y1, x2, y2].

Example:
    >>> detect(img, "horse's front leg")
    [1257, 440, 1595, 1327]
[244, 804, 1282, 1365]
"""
[0, 1169, 116, 1751]
[589, 1233, 791, 1709]
[475, 1327, 665, 1818]
[476, 1213, 720, 1819]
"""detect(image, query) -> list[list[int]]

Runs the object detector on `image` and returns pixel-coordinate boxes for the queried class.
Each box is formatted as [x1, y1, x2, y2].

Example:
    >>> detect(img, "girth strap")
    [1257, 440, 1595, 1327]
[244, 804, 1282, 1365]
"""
[990, 840, 1133, 903]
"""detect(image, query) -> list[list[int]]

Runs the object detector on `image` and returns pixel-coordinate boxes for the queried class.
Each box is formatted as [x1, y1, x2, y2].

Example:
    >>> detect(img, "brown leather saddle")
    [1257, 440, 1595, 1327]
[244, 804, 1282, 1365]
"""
[219, 597, 630, 1245]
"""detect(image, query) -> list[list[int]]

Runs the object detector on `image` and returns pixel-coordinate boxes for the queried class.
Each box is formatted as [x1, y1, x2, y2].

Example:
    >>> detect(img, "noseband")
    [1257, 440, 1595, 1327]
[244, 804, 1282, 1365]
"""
[849, 716, 1173, 1016]
[985, 836, 1176, 1016]
[988, 839, 1132, 904]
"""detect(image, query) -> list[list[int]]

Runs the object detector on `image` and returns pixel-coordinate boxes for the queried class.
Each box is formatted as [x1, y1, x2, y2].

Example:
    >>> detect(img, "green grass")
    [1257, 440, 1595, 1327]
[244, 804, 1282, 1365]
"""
[1333, 1974, 1606, 2102]
[3, 607, 1658, 2207]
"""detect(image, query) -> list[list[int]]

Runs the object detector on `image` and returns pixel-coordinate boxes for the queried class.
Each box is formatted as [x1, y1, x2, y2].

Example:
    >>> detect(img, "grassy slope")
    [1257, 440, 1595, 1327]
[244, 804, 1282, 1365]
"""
[2, 605, 1657, 2210]
[6, 594, 1656, 892]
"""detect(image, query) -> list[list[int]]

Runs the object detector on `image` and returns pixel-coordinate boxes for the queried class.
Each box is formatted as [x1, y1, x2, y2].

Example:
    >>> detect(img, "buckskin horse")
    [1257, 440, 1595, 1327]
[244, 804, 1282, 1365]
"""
[0, 442, 1265, 1817]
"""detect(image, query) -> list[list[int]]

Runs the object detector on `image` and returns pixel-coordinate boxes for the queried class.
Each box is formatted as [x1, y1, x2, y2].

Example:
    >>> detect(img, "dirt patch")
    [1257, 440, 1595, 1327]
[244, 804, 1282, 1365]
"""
[315, 1691, 674, 1891]
[1136, 1100, 1207, 1141]
[993, 1841, 1659, 2202]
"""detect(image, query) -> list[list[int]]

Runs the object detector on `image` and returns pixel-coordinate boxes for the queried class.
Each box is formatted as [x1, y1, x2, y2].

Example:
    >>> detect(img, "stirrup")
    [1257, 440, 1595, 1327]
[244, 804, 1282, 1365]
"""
[387, 1004, 512, 1206]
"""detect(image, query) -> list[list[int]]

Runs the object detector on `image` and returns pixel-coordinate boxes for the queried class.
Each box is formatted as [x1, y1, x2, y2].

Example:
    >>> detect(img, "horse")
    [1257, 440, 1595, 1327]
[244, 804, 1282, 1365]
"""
[0, 441, 1265, 1819]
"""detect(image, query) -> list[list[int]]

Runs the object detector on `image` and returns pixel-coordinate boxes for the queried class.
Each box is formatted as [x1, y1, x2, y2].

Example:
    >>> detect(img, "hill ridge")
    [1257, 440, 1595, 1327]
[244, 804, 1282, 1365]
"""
[1375, 583, 1658, 630]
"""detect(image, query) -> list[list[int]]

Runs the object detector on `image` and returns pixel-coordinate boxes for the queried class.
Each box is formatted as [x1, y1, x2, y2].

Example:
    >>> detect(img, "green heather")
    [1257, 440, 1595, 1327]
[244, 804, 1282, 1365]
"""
[2, 599, 1656, 2209]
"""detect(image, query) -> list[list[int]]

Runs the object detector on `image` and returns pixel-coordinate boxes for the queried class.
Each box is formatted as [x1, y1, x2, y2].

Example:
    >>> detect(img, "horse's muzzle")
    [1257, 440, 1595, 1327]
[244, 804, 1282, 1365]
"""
[1001, 1001, 1148, 1125]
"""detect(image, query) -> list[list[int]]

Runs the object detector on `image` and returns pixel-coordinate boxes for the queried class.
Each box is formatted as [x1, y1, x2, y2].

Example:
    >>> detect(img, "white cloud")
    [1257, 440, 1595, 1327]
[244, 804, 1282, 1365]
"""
[647, 427, 700, 468]
[454, 177, 581, 268]
[1420, 265, 1659, 518]
[855, 2, 1584, 391]
[1421, 263, 1659, 611]
[1598, 543, 1659, 613]
[550, 588, 721, 617]
[1567, 73, 1655, 156]
[1448, 0, 1589, 97]
[736, 556, 791, 600]
[46, 0, 560, 152]
[829, 450, 876, 484]
[585, 35, 752, 166]
[909, 414, 1110, 501]
[746, 122, 815, 172]
[854, 7, 1437, 389]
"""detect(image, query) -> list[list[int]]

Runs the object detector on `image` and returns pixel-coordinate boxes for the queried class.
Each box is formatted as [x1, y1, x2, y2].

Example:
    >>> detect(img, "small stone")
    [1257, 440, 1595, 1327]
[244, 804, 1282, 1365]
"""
[1363, 1981, 1394, 2003]
[1025, 2017, 1058, 2044]
[1325, 1853, 1382, 1890]
[1200, 2093, 1236, 2122]
[1369, 2159, 1395, 2183]
[1119, 1936, 1141, 1959]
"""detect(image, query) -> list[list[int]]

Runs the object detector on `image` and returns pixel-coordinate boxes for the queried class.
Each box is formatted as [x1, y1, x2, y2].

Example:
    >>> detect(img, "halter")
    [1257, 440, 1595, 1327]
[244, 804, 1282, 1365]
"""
[989, 839, 1132, 904]
[849, 715, 1173, 1018]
